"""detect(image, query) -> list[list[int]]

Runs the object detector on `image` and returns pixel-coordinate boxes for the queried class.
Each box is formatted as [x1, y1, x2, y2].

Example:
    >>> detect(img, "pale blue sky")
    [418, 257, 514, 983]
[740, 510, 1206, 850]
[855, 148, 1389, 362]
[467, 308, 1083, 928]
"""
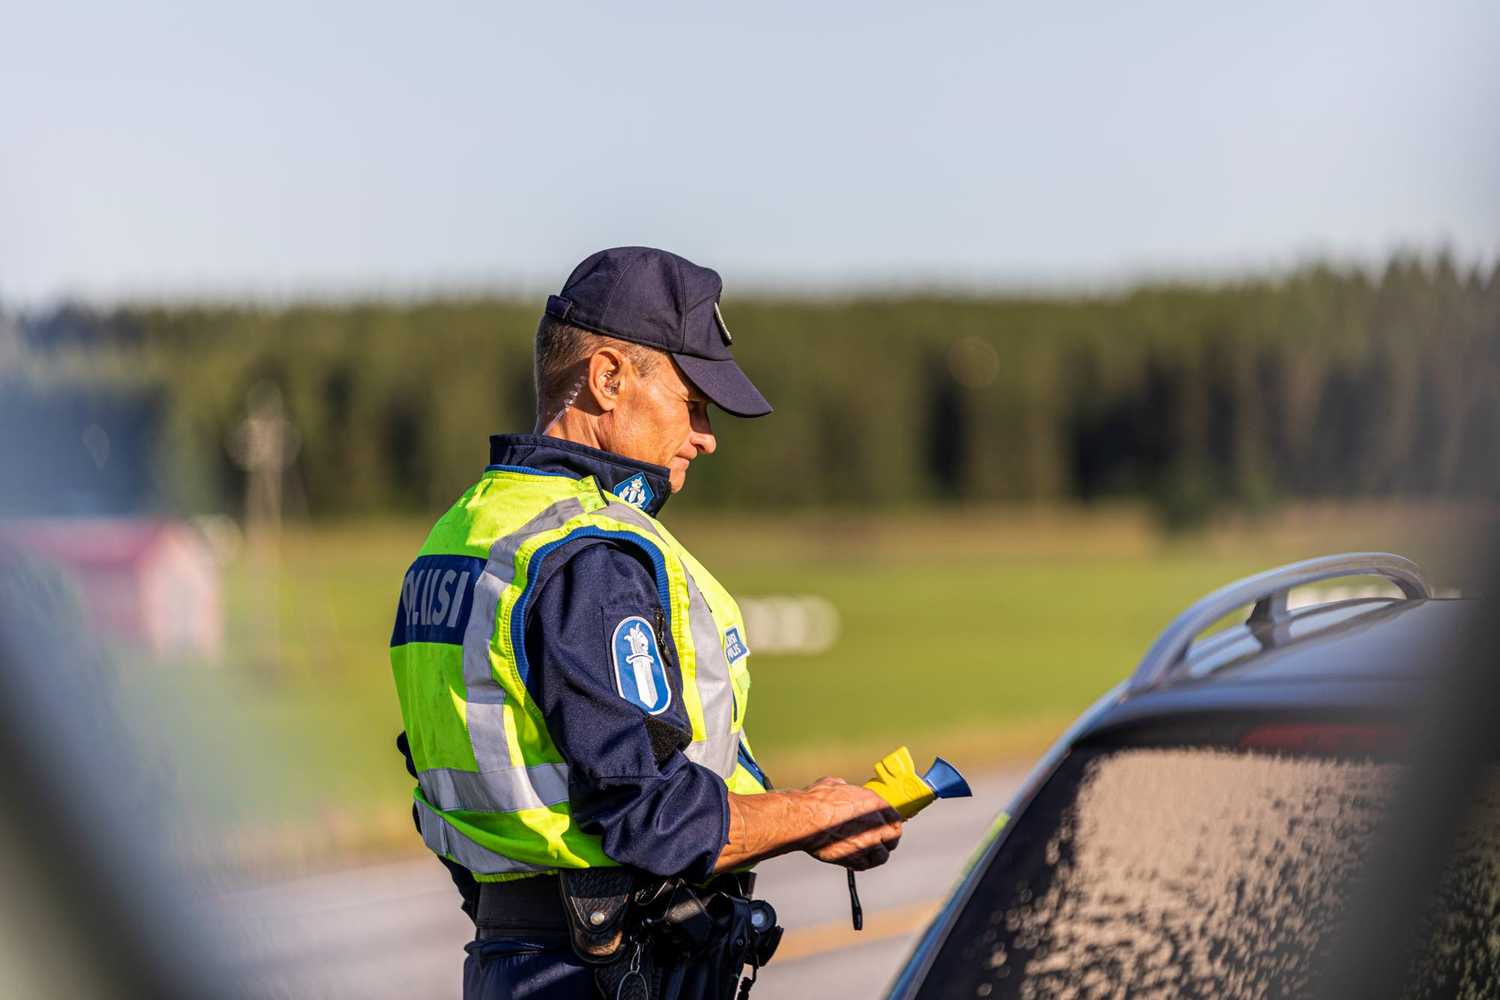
[4, 1, 1498, 304]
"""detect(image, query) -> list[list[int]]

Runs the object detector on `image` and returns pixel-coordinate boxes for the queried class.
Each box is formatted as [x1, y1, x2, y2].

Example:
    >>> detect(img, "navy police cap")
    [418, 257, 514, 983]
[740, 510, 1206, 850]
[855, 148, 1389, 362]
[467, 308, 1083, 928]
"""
[544, 247, 772, 418]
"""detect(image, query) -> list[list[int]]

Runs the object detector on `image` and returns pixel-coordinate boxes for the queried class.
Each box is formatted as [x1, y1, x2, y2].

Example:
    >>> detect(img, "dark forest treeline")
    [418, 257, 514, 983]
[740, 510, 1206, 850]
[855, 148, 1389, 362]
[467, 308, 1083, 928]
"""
[6, 256, 1498, 523]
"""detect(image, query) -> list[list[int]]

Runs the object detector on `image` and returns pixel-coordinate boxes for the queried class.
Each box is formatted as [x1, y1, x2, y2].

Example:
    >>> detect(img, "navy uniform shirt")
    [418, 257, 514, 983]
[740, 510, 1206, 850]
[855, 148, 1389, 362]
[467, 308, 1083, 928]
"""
[492, 434, 751, 883]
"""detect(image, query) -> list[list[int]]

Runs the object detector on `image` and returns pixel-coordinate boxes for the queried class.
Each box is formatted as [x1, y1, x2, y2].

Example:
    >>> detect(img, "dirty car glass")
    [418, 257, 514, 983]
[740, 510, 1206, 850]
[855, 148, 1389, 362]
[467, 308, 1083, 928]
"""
[915, 747, 1500, 999]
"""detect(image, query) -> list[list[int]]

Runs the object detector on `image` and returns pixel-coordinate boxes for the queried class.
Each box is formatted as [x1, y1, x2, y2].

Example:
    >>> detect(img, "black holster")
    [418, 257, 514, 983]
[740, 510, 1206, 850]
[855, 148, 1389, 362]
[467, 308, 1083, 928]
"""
[560, 871, 783, 1000]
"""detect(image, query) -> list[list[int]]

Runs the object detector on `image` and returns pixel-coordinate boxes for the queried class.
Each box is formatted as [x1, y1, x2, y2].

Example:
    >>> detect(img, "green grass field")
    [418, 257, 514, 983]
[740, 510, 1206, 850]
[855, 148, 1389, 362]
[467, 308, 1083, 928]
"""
[127, 503, 1488, 871]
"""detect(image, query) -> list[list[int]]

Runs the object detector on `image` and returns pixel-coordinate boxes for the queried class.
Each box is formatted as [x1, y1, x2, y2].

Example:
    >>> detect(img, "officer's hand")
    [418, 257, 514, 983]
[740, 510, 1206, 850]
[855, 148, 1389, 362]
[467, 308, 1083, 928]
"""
[801, 777, 903, 871]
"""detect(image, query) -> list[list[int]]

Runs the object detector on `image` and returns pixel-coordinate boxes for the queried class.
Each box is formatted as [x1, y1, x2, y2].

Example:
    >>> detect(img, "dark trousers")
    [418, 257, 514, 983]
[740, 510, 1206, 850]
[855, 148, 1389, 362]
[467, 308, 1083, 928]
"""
[463, 935, 597, 999]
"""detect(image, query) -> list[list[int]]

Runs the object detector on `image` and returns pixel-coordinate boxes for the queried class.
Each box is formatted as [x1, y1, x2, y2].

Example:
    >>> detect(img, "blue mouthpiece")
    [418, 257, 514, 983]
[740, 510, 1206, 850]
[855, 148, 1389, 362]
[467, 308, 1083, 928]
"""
[921, 757, 972, 800]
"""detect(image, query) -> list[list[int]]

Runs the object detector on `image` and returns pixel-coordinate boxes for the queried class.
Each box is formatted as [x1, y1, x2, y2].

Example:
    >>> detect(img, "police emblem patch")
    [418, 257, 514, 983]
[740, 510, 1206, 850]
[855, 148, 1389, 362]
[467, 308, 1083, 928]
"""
[723, 626, 748, 664]
[614, 473, 654, 510]
[612, 615, 672, 715]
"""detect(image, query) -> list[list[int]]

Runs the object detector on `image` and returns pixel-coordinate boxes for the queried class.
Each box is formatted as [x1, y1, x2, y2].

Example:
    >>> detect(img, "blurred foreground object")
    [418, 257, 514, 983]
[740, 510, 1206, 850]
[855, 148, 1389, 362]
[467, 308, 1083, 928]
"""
[0, 544, 240, 997]
[1310, 538, 1500, 997]
[0, 517, 222, 658]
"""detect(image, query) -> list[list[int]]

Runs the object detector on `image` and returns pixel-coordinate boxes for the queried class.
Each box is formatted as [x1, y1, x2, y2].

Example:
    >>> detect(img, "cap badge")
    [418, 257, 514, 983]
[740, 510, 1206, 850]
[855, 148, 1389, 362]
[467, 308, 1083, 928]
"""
[713, 303, 733, 346]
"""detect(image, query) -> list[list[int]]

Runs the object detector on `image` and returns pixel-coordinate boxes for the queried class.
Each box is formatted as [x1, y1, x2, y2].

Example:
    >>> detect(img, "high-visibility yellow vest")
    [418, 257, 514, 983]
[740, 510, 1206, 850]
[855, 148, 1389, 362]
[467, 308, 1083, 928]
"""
[390, 464, 767, 881]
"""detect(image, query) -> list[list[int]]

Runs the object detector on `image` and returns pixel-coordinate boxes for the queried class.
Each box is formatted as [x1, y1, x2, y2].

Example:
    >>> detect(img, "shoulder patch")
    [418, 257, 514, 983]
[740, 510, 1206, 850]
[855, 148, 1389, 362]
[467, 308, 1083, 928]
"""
[723, 626, 748, 664]
[612, 615, 672, 715]
[614, 473, 654, 510]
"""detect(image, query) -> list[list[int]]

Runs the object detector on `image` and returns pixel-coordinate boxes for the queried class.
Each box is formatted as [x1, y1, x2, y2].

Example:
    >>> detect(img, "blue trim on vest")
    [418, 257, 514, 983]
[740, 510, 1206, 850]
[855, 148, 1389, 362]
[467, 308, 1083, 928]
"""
[737, 740, 770, 789]
[484, 463, 576, 478]
[511, 526, 674, 685]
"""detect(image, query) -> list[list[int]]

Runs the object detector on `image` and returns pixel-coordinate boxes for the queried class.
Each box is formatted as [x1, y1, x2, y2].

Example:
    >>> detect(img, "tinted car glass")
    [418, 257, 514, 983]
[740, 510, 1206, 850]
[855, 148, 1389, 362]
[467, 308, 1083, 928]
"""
[914, 746, 1500, 999]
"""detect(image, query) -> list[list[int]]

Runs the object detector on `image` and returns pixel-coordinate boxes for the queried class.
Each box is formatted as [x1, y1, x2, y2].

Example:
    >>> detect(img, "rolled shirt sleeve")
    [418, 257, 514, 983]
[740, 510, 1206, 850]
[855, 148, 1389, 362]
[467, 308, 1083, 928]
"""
[523, 539, 729, 881]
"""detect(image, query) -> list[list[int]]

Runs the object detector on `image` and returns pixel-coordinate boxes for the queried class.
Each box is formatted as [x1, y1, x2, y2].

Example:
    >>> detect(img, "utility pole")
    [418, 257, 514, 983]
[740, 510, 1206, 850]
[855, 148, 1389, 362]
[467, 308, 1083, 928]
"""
[229, 382, 297, 675]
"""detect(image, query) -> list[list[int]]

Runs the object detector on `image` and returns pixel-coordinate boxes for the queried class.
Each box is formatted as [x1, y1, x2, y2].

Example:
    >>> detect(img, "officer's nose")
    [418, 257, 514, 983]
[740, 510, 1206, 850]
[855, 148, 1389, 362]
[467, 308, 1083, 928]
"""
[690, 408, 716, 455]
[691, 429, 717, 456]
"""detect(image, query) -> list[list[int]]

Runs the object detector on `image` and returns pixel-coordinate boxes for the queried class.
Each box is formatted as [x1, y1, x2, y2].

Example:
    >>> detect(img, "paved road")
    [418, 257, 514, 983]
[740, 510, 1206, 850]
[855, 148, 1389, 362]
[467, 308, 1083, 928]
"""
[225, 769, 1024, 998]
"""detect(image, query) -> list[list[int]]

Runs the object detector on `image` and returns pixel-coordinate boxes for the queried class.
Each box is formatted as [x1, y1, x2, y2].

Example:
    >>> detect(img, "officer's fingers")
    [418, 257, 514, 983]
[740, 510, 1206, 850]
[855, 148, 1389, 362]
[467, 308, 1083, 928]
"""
[847, 845, 890, 871]
[817, 824, 886, 863]
[880, 826, 902, 854]
[838, 818, 900, 857]
[846, 821, 888, 851]
[860, 805, 901, 839]
[839, 785, 895, 825]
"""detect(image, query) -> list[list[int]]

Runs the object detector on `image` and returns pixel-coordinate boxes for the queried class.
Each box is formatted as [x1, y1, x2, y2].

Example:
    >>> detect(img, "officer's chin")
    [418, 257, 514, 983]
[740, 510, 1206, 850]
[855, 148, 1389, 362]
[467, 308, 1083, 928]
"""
[667, 459, 690, 494]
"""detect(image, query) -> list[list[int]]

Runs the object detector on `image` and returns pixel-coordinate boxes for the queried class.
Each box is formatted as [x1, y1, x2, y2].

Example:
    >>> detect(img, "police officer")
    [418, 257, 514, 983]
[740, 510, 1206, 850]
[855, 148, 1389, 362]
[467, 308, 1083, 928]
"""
[390, 247, 903, 999]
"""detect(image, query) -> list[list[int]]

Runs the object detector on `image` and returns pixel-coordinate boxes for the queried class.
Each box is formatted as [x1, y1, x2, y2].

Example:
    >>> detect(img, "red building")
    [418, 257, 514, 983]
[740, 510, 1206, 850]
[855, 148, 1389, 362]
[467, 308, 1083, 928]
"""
[0, 519, 223, 658]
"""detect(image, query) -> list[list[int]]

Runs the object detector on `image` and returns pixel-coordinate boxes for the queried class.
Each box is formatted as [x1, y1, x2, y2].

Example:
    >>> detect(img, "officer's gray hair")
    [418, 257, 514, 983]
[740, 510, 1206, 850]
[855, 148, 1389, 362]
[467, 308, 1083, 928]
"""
[534, 317, 662, 429]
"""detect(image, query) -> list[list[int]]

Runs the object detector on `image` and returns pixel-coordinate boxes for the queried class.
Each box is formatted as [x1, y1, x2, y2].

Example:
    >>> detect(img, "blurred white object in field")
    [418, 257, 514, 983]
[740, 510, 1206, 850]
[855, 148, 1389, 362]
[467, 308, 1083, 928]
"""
[738, 595, 841, 655]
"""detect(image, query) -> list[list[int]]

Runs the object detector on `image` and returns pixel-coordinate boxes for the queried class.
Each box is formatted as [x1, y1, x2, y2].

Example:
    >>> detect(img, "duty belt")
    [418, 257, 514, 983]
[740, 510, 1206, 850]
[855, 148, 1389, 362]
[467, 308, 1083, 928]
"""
[473, 872, 757, 940]
[475, 871, 779, 1000]
[475, 874, 570, 938]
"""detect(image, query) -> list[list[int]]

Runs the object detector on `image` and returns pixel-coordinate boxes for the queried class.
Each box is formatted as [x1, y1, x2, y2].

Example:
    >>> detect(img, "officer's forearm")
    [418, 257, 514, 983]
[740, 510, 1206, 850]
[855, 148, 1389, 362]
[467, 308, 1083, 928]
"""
[713, 780, 902, 873]
[714, 790, 823, 871]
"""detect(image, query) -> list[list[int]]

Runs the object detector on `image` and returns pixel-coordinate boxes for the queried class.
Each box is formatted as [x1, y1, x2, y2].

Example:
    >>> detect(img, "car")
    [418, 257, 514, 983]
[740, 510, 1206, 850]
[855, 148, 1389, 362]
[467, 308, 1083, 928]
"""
[886, 551, 1497, 999]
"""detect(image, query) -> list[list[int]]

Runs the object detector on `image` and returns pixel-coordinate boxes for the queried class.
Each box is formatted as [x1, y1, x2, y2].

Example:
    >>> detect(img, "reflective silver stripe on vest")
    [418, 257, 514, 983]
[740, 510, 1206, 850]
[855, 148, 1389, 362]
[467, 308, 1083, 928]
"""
[679, 571, 739, 777]
[418, 762, 571, 813]
[462, 496, 585, 773]
[415, 797, 551, 876]
[597, 501, 740, 780]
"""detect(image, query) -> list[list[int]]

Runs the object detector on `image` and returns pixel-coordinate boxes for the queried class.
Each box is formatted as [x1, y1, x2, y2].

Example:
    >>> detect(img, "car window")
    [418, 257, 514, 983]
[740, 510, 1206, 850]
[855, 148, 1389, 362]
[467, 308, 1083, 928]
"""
[914, 746, 1500, 999]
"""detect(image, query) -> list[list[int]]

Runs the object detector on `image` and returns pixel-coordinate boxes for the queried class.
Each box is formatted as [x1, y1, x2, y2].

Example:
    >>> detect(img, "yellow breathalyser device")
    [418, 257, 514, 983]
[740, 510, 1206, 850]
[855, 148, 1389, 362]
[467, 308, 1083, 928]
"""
[863, 745, 972, 819]
[846, 747, 972, 931]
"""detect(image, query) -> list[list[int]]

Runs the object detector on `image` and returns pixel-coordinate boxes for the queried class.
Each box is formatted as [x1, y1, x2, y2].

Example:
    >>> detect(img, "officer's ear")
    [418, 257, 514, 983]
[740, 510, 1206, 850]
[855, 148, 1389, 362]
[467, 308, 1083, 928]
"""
[586, 346, 628, 413]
